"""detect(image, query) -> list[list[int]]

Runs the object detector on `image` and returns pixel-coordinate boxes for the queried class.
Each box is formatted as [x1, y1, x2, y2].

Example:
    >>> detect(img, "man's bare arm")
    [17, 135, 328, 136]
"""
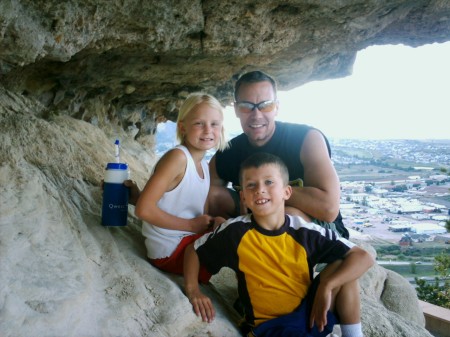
[209, 155, 228, 187]
[286, 130, 341, 222]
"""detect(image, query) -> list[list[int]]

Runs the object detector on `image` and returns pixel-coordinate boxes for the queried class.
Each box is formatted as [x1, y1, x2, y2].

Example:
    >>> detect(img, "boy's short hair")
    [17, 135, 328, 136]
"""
[176, 92, 228, 151]
[239, 152, 289, 186]
[234, 70, 278, 101]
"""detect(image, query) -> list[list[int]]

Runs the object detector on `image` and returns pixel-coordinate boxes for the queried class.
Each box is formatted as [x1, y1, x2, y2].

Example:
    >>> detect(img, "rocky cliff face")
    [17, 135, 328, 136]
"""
[0, 91, 432, 336]
[2, 0, 450, 142]
[1, 1, 449, 337]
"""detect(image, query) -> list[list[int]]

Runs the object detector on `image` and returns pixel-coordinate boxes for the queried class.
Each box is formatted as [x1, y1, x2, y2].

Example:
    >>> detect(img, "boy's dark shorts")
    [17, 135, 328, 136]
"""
[245, 275, 338, 337]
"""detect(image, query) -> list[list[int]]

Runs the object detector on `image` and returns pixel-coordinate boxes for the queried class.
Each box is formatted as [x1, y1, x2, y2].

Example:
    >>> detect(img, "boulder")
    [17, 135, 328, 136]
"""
[0, 88, 432, 336]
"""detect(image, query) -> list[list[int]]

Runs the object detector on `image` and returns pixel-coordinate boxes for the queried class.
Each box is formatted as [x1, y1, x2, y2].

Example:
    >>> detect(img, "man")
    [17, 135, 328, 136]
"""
[208, 70, 348, 238]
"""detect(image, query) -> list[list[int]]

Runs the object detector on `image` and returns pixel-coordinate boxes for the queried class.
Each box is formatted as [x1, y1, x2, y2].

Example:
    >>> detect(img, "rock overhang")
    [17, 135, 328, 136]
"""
[1, 0, 450, 140]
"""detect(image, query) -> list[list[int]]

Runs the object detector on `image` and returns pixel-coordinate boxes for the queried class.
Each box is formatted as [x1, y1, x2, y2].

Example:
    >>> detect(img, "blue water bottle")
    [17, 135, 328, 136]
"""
[101, 162, 130, 226]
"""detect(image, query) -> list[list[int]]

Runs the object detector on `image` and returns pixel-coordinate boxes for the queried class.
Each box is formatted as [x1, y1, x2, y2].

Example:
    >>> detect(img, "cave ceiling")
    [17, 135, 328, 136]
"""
[1, 0, 450, 139]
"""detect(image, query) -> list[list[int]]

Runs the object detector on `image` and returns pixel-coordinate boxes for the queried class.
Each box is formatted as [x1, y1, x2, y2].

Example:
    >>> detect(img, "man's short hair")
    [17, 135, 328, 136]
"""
[234, 71, 278, 101]
[239, 152, 289, 186]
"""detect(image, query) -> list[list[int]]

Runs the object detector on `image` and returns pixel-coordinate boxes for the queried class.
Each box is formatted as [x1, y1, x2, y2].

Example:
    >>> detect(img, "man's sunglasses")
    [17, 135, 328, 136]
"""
[234, 100, 278, 114]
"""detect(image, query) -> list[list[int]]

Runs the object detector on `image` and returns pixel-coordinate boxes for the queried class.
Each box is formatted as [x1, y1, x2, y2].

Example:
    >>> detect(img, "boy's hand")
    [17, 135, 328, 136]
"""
[183, 243, 215, 323]
[309, 283, 332, 332]
[186, 287, 216, 323]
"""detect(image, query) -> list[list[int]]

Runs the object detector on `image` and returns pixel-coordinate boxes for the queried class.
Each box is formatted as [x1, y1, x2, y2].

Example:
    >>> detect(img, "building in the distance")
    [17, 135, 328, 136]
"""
[389, 224, 411, 232]
[410, 223, 447, 235]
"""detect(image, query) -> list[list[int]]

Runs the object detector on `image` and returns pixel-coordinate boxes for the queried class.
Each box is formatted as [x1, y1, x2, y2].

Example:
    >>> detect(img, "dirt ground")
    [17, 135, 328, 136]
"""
[342, 209, 450, 244]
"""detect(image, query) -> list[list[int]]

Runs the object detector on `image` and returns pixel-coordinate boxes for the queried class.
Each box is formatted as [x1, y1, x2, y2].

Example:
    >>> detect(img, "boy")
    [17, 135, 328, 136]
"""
[184, 152, 374, 337]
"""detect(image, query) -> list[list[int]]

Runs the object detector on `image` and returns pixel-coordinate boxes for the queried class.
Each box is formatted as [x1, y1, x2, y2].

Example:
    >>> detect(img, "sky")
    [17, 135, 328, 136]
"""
[223, 42, 450, 140]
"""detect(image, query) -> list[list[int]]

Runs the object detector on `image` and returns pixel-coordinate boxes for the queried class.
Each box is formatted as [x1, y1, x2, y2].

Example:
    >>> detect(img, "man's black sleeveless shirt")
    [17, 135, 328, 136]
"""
[215, 121, 331, 187]
[215, 121, 349, 239]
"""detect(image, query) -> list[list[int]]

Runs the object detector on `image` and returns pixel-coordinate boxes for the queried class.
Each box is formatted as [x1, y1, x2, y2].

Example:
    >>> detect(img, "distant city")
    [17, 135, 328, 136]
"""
[331, 138, 450, 172]
[329, 137, 450, 245]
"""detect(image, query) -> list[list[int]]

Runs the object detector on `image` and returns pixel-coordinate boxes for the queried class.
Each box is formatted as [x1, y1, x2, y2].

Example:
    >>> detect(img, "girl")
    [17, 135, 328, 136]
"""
[135, 93, 228, 283]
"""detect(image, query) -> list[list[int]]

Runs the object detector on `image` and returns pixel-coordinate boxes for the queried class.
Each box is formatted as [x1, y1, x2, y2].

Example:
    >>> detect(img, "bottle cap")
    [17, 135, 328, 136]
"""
[106, 163, 129, 170]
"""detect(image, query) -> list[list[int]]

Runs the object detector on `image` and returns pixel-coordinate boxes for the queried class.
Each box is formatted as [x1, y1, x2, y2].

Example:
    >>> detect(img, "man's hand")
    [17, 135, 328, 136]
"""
[186, 287, 216, 323]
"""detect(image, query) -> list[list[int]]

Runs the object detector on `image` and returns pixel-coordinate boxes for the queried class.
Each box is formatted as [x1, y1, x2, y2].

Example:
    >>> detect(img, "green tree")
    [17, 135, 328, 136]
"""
[415, 252, 450, 309]
[434, 253, 450, 276]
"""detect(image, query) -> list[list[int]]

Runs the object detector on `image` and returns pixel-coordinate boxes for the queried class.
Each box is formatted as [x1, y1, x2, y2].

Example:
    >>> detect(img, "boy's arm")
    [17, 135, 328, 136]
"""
[320, 246, 374, 289]
[183, 243, 216, 323]
[310, 246, 375, 331]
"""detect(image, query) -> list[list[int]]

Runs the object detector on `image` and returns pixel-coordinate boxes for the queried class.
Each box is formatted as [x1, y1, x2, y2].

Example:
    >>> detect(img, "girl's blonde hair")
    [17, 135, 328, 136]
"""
[176, 92, 228, 151]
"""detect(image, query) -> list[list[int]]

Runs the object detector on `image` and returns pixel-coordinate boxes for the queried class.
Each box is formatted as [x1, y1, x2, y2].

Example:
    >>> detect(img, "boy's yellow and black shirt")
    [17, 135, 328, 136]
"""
[194, 214, 354, 327]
